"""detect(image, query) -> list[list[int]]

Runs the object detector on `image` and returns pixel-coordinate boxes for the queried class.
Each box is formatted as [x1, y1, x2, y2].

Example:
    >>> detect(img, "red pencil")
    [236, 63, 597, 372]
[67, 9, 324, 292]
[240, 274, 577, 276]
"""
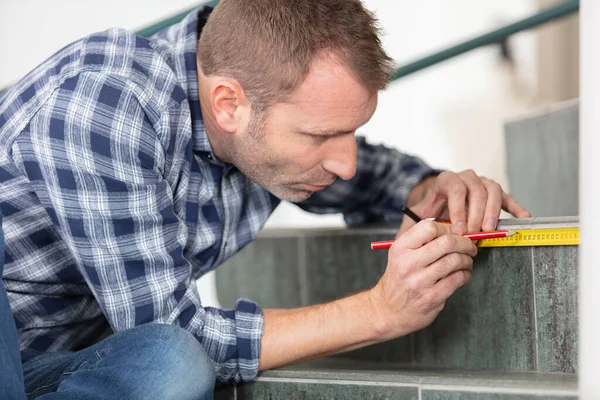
[370, 230, 517, 250]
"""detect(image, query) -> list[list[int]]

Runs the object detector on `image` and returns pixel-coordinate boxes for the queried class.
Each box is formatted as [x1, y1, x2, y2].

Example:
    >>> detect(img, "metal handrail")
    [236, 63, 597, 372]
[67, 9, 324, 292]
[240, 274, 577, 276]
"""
[0, 0, 579, 94]
[390, 0, 579, 81]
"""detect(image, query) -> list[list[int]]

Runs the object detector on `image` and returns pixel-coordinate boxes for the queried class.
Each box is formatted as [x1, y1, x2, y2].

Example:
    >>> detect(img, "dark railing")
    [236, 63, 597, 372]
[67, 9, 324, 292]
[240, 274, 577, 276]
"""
[0, 0, 579, 94]
[390, 0, 579, 81]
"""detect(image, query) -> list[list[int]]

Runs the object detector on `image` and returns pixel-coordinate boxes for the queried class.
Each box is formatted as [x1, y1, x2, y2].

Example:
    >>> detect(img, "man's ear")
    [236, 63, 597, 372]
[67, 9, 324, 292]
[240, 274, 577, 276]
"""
[210, 79, 249, 133]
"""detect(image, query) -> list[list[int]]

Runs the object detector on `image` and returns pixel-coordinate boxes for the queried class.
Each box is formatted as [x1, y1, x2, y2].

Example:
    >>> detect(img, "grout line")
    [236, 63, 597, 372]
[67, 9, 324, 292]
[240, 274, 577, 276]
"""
[531, 246, 540, 371]
[419, 383, 578, 396]
[410, 333, 416, 365]
[256, 376, 417, 388]
[255, 376, 578, 396]
[297, 236, 310, 306]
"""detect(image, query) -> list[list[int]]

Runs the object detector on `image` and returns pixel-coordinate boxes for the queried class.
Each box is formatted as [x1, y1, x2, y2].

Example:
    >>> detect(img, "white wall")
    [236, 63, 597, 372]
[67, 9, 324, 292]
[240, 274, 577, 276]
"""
[1, 0, 539, 306]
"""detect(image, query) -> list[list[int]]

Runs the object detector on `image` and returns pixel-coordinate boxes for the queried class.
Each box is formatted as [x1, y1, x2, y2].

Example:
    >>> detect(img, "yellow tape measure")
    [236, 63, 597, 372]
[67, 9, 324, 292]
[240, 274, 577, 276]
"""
[478, 227, 579, 247]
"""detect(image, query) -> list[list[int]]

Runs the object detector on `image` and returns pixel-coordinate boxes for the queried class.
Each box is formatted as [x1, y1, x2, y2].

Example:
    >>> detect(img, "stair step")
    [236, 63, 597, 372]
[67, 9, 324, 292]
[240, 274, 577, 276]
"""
[215, 359, 577, 399]
[216, 217, 579, 374]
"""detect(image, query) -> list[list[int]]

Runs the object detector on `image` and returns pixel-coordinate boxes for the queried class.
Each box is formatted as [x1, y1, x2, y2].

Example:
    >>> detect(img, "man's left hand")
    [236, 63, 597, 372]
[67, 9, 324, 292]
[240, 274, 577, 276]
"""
[397, 170, 531, 237]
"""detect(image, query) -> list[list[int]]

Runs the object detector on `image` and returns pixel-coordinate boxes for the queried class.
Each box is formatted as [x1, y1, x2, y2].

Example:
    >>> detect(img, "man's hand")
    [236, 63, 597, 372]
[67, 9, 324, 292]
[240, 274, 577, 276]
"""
[371, 220, 477, 340]
[399, 170, 531, 237]
[259, 220, 477, 371]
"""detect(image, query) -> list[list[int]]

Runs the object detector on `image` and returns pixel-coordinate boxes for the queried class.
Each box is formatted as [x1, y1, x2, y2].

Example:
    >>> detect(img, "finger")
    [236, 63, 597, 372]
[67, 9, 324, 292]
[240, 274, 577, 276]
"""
[437, 172, 468, 234]
[502, 192, 532, 218]
[481, 178, 502, 231]
[394, 220, 451, 250]
[415, 233, 477, 268]
[419, 252, 474, 286]
[432, 269, 472, 302]
[458, 170, 488, 234]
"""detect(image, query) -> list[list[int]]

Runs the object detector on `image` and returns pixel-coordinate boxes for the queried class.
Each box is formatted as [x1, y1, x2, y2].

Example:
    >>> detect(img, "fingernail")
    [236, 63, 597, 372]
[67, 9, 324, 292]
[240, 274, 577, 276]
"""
[484, 218, 497, 231]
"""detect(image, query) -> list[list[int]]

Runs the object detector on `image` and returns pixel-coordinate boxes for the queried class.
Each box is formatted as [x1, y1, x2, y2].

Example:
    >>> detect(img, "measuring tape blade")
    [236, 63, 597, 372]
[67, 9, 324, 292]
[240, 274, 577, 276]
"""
[477, 227, 579, 247]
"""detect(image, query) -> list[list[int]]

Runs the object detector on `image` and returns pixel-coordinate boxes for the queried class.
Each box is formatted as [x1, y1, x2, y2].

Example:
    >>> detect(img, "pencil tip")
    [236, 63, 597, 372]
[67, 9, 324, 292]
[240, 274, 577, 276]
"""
[506, 230, 517, 237]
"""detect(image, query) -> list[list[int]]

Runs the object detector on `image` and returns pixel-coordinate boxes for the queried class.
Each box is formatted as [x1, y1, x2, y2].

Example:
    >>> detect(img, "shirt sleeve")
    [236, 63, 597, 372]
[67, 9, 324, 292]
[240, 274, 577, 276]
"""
[296, 136, 441, 226]
[20, 71, 262, 383]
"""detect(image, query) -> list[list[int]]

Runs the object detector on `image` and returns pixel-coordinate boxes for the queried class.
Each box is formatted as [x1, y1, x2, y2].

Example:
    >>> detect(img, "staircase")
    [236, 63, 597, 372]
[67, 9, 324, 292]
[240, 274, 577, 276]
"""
[213, 101, 579, 399]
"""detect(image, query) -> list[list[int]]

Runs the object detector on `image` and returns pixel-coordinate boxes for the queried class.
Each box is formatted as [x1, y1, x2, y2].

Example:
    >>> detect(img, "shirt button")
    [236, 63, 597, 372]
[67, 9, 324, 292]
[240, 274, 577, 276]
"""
[207, 154, 213, 160]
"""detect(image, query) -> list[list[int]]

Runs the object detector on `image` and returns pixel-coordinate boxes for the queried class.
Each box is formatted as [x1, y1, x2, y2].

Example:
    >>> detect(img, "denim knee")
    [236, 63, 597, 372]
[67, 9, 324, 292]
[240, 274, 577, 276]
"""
[110, 324, 217, 400]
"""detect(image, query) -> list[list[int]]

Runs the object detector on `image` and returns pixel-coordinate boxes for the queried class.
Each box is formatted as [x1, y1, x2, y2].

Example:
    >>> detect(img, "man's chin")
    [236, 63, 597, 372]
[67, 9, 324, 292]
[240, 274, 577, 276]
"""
[269, 186, 315, 203]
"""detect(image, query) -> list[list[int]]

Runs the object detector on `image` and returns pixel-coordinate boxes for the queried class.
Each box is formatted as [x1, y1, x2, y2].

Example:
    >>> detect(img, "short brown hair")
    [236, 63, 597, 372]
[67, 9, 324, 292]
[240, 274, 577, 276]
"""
[197, 0, 395, 113]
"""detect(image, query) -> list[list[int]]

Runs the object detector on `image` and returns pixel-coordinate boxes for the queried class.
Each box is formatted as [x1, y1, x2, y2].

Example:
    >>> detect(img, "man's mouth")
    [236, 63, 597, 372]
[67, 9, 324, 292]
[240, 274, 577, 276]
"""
[303, 183, 330, 192]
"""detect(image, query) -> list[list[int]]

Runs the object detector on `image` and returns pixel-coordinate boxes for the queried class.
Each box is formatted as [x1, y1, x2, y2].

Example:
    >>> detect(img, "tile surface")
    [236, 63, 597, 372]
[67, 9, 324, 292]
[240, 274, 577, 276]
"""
[422, 391, 577, 400]
[414, 247, 536, 371]
[215, 237, 302, 309]
[303, 233, 389, 304]
[534, 245, 578, 373]
[214, 385, 236, 400]
[333, 337, 413, 364]
[237, 380, 419, 400]
[505, 101, 578, 217]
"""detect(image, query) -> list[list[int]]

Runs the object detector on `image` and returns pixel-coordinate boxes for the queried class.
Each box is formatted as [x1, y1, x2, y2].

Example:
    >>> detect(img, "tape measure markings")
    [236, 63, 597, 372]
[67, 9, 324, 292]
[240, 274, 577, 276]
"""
[477, 227, 579, 247]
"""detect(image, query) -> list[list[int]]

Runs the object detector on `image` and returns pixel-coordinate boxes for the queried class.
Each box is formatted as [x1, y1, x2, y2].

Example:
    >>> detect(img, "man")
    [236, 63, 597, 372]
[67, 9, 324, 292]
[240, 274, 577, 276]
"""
[0, 0, 530, 398]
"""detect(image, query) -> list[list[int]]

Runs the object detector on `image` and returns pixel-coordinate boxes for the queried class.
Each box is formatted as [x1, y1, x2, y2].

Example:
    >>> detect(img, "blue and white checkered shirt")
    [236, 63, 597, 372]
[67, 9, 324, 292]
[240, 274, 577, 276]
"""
[0, 7, 436, 383]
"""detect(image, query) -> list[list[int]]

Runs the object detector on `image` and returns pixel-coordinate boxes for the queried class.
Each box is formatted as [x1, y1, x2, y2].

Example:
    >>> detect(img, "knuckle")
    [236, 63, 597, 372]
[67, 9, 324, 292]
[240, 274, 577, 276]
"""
[490, 181, 501, 192]
[398, 264, 412, 280]
[421, 292, 438, 307]
[462, 169, 477, 177]
[421, 220, 438, 236]
[461, 270, 472, 284]
[463, 255, 474, 270]
[451, 184, 467, 197]
[472, 186, 487, 201]
[438, 234, 456, 253]
[455, 270, 471, 285]
[406, 276, 425, 293]
[448, 252, 464, 268]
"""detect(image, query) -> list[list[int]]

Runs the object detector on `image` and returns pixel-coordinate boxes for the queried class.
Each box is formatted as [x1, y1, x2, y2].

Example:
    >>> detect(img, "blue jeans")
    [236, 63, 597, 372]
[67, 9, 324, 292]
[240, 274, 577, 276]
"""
[0, 216, 217, 399]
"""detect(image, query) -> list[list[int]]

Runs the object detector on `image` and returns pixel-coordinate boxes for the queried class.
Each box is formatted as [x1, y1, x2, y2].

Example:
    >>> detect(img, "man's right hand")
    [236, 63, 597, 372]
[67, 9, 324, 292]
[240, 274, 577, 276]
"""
[369, 220, 478, 341]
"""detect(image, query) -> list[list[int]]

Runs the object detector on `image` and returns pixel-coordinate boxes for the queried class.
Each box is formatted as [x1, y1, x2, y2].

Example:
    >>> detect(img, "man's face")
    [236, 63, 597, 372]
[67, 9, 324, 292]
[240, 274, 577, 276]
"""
[231, 55, 378, 202]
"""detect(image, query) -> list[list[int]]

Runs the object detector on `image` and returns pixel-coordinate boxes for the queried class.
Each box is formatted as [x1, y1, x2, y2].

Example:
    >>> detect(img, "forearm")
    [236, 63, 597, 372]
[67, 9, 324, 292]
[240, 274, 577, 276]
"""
[258, 290, 386, 371]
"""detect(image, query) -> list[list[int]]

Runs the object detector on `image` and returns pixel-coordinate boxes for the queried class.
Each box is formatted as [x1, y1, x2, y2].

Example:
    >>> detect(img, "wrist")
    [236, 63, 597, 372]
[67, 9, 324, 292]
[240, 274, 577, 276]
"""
[406, 175, 437, 207]
[367, 286, 395, 341]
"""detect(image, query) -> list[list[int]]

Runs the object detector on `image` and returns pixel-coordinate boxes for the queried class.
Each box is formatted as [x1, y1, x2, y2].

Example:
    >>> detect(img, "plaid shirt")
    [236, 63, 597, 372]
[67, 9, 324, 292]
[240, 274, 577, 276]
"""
[0, 7, 436, 383]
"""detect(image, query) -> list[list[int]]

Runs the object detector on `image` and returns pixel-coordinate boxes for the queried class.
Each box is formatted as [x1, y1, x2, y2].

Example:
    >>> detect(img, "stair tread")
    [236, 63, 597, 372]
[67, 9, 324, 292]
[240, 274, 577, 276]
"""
[258, 358, 577, 393]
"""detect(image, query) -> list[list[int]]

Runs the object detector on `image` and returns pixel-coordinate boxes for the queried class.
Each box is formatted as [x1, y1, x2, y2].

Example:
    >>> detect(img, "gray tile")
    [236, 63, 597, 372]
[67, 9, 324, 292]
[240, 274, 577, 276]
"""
[215, 237, 302, 309]
[505, 101, 578, 218]
[237, 380, 418, 399]
[214, 385, 236, 400]
[534, 246, 578, 373]
[303, 233, 390, 304]
[422, 390, 576, 400]
[263, 360, 576, 392]
[414, 247, 536, 371]
[303, 233, 413, 363]
[332, 337, 413, 364]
